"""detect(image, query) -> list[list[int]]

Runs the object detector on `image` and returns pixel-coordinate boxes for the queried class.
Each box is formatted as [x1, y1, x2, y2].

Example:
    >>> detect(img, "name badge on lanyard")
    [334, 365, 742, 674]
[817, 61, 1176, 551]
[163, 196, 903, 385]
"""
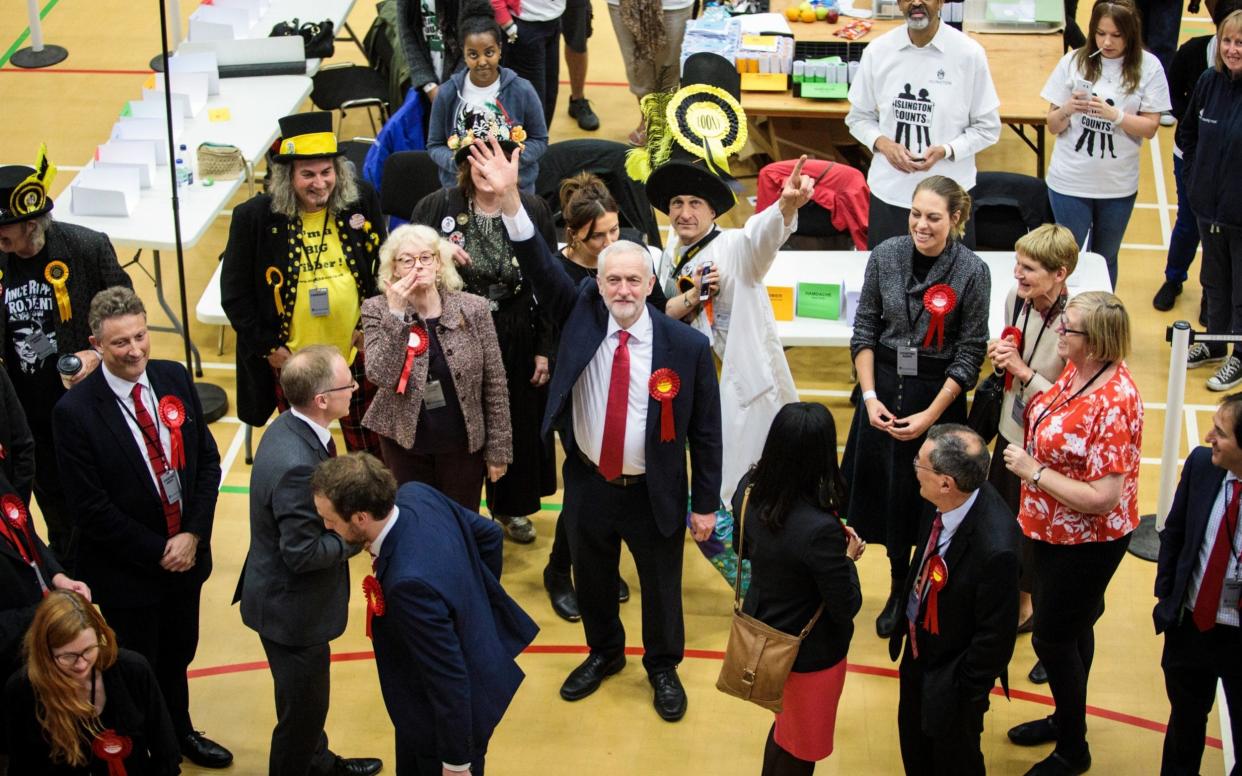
[423, 379, 448, 410]
[1011, 393, 1027, 427]
[898, 345, 919, 377]
[25, 330, 57, 360]
[160, 469, 183, 504]
[1223, 578, 1242, 610]
[309, 287, 330, 317]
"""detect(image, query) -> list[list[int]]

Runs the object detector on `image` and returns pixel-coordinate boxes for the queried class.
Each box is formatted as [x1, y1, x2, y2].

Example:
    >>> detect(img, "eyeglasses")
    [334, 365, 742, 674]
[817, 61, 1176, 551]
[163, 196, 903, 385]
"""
[320, 379, 358, 396]
[1057, 315, 1087, 337]
[53, 643, 100, 669]
[912, 460, 940, 476]
[394, 253, 437, 267]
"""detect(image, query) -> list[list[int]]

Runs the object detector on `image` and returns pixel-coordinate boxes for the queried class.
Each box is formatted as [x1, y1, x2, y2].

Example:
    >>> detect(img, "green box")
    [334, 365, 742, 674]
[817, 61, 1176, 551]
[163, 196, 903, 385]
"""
[798, 82, 848, 100]
[796, 282, 841, 320]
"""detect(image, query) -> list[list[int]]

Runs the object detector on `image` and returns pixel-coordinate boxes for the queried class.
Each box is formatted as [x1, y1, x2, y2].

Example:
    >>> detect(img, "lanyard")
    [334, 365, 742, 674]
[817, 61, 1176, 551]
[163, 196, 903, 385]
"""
[673, 227, 721, 274]
[1027, 362, 1112, 452]
[1014, 295, 1064, 387]
[114, 392, 171, 470]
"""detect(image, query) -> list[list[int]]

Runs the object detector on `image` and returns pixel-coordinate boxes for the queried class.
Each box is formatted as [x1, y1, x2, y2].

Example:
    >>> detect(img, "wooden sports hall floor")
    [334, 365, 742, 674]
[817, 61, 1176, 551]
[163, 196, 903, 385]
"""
[0, 1, 1231, 773]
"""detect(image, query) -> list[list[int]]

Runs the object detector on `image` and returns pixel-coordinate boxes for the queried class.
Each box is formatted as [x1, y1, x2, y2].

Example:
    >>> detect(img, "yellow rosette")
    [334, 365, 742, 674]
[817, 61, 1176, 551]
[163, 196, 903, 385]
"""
[44, 261, 71, 321]
[265, 267, 285, 316]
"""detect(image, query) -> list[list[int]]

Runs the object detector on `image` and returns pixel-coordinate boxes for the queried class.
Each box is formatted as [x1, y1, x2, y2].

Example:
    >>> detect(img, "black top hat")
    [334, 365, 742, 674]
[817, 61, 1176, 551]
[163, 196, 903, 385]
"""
[273, 111, 342, 162]
[0, 165, 54, 227]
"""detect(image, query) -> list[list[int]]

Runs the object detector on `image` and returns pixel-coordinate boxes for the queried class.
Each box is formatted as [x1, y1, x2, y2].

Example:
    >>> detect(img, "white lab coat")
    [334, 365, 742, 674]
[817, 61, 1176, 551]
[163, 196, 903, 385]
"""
[657, 204, 799, 506]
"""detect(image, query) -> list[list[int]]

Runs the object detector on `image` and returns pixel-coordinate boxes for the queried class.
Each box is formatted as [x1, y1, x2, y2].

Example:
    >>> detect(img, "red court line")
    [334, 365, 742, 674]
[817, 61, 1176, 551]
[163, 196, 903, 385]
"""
[0, 67, 152, 75]
[187, 643, 1220, 750]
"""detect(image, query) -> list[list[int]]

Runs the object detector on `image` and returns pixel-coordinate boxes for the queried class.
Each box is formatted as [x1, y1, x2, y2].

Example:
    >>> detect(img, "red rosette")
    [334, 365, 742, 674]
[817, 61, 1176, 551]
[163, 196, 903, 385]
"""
[362, 574, 386, 640]
[921, 284, 957, 351]
[92, 729, 133, 776]
[920, 555, 949, 636]
[648, 368, 681, 442]
[999, 325, 1024, 391]
[396, 324, 430, 396]
[1, 494, 27, 531]
[157, 396, 187, 470]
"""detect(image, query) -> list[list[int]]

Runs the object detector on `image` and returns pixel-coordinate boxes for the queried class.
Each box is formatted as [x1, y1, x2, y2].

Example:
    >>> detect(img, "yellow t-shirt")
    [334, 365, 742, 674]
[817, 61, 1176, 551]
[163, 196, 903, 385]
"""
[285, 209, 360, 364]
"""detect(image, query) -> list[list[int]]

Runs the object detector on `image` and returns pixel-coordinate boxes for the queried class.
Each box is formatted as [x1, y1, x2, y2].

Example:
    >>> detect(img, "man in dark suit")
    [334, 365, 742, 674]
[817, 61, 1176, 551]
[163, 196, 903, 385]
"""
[311, 452, 538, 776]
[1155, 393, 1242, 776]
[52, 287, 232, 768]
[235, 344, 382, 776]
[471, 138, 722, 720]
[889, 424, 1019, 776]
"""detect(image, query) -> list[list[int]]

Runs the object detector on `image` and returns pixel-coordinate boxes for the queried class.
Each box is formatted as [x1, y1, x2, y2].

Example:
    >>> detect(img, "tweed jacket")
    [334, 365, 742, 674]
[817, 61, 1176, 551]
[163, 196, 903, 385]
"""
[361, 290, 512, 461]
[850, 236, 990, 390]
[0, 220, 132, 356]
[220, 182, 386, 426]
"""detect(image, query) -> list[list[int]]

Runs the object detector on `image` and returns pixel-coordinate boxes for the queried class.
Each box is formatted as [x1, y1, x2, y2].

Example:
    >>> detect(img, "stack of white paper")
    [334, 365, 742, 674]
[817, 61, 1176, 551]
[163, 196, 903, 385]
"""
[70, 167, 141, 217]
[168, 51, 220, 95]
[188, 5, 253, 41]
[144, 71, 210, 117]
[110, 117, 182, 164]
[95, 141, 158, 188]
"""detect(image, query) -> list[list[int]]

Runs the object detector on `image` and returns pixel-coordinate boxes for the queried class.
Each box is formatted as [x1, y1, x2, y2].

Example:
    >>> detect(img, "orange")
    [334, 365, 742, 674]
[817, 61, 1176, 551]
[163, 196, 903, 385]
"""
[784, 6, 801, 20]
[799, 8, 817, 22]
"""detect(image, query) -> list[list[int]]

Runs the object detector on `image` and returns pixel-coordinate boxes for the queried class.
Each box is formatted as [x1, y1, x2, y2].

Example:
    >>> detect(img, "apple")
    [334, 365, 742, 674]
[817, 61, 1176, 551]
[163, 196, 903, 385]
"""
[815, 5, 829, 18]
[826, 7, 840, 21]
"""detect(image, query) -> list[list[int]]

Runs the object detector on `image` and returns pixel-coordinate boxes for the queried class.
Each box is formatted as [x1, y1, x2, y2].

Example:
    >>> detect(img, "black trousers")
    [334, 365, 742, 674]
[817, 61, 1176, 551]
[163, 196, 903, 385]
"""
[866, 192, 978, 251]
[897, 642, 986, 776]
[503, 17, 561, 130]
[548, 511, 572, 574]
[380, 437, 485, 514]
[1030, 534, 1130, 758]
[1160, 617, 1242, 776]
[260, 636, 337, 776]
[31, 426, 74, 567]
[562, 451, 684, 674]
[101, 587, 202, 738]
[1199, 220, 1242, 357]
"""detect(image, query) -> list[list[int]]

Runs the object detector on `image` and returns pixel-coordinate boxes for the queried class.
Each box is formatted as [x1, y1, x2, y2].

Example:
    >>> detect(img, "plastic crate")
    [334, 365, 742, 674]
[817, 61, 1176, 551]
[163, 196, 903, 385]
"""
[792, 39, 868, 63]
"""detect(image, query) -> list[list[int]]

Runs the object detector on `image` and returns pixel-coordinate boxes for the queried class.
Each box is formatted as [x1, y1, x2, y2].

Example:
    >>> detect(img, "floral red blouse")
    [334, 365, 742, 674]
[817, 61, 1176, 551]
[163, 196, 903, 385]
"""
[1018, 361, 1144, 545]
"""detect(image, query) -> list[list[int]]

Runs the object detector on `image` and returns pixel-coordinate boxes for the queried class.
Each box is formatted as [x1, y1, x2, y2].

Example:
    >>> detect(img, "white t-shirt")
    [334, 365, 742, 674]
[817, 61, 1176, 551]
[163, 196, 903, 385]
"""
[458, 76, 501, 112]
[517, 0, 567, 22]
[1041, 50, 1171, 198]
[845, 22, 1001, 207]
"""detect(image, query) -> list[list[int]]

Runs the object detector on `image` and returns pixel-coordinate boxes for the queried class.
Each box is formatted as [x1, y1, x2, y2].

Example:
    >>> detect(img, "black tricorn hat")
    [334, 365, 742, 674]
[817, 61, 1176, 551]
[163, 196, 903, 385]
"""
[273, 111, 343, 162]
[0, 164, 54, 227]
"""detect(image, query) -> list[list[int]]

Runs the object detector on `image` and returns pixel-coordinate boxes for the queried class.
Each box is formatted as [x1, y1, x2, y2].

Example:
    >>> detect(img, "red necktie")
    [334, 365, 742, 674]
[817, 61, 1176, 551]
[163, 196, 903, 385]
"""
[327, 438, 338, 458]
[597, 330, 631, 481]
[908, 512, 944, 658]
[130, 384, 181, 536]
[1193, 480, 1241, 631]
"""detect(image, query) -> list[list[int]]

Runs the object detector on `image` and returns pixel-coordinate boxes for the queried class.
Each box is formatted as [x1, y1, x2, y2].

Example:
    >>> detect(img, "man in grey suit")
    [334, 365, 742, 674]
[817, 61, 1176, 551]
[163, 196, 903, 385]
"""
[233, 344, 382, 776]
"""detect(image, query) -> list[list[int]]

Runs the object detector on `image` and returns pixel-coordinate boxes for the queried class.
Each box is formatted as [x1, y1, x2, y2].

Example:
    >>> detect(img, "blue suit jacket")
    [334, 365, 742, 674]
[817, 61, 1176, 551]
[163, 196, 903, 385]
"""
[1155, 446, 1229, 633]
[371, 482, 538, 765]
[53, 360, 220, 607]
[511, 232, 723, 537]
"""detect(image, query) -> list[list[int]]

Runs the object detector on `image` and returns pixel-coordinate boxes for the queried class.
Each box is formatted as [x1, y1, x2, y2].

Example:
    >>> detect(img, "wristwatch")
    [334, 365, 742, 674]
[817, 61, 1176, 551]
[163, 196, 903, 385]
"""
[1031, 465, 1046, 488]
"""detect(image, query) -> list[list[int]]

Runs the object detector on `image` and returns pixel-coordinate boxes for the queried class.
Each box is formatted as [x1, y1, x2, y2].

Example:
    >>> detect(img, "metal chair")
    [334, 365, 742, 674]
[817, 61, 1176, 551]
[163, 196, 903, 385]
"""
[381, 151, 443, 222]
[311, 63, 390, 137]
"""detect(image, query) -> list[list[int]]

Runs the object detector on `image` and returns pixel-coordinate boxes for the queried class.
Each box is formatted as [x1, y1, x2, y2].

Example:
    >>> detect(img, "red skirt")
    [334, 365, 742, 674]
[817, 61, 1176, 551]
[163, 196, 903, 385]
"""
[773, 659, 848, 761]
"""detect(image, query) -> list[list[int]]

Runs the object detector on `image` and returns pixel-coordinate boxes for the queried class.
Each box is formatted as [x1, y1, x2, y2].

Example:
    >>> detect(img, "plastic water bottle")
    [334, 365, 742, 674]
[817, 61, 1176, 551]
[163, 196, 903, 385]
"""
[175, 145, 193, 188]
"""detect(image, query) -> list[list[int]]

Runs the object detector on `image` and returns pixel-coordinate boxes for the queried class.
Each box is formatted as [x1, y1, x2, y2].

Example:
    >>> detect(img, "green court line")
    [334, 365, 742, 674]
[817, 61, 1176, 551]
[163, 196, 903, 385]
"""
[217, 485, 564, 512]
[0, 0, 62, 69]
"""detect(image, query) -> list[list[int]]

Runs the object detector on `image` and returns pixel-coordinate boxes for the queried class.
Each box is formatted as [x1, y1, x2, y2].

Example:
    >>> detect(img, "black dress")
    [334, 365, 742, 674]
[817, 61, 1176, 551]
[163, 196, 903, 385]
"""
[2, 649, 181, 775]
[412, 188, 558, 516]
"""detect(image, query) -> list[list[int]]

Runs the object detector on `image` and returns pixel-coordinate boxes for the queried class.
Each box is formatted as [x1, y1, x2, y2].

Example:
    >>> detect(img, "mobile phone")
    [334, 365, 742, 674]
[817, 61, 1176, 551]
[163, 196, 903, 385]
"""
[1073, 78, 1093, 97]
[699, 262, 714, 301]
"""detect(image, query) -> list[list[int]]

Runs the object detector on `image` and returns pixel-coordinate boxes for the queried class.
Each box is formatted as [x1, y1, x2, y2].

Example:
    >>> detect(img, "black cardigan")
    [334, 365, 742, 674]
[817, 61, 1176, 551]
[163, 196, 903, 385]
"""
[732, 473, 862, 672]
[2, 649, 180, 775]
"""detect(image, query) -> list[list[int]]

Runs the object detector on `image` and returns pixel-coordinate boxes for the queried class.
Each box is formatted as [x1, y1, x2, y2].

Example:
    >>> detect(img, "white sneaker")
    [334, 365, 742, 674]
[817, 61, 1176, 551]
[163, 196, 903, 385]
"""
[1188, 342, 1226, 369]
[1207, 356, 1242, 392]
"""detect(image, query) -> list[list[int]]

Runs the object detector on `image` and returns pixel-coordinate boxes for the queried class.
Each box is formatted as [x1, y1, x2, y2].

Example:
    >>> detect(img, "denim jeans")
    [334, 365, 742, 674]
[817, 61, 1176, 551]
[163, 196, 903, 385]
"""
[1164, 153, 1202, 283]
[1048, 190, 1137, 288]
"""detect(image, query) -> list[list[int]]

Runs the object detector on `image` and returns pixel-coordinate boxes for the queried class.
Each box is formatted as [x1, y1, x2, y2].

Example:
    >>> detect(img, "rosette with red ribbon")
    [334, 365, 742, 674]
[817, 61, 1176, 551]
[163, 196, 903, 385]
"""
[999, 325, 1024, 391]
[396, 324, 430, 395]
[157, 396, 187, 470]
[362, 574, 386, 639]
[0, 494, 38, 573]
[648, 369, 681, 442]
[92, 729, 133, 776]
[921, 284, 957, 351]
[2, 494, 27, 532]
[920, 555, 949, 636]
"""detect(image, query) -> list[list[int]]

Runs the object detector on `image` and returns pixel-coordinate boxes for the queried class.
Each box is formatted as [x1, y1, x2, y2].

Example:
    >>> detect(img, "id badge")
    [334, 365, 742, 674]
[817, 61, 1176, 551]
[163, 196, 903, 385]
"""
[160, 469, 183, 504]
[1222, 578, 1242, 611]
[309, 287, 330, 317]
[423, 380, 447, 410]
[897, 346, 919, 377]
[1011, 394, 1028, 428]
[25, 330, 56, 360]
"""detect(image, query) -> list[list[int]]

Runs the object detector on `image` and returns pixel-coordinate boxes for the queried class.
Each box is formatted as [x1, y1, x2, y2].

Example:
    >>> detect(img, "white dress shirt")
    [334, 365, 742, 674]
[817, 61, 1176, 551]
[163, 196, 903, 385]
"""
[289, 407, 334, 454]
[102, 367, 176, 500]
[1186, 472, 1242, 628]
[846, 22, 1001, 207]
[908, 488, 979, 622]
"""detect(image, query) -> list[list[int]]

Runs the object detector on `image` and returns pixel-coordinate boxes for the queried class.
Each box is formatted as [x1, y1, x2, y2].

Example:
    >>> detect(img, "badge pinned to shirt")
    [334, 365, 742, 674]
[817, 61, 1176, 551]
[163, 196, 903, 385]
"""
[441, 216, 456, 233]
[449, 231, 465, 247]
[350, 213, 366, 230]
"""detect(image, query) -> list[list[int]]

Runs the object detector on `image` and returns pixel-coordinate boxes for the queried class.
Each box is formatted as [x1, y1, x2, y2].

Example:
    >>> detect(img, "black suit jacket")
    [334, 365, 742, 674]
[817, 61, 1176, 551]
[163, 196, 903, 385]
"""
[889, 483, 1020, 736]
[220, 183, 385, 426]
[510, 230, 722, 536]
[0, 368, 35, 502]
[0, 495, 63, 675]
[52, 360, 221, 607]
[1154, 446, 1229, 634]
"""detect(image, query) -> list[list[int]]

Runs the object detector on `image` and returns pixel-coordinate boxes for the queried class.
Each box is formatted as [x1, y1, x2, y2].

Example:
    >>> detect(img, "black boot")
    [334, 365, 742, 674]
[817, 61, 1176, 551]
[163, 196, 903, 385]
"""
[876, 578, 903, 638]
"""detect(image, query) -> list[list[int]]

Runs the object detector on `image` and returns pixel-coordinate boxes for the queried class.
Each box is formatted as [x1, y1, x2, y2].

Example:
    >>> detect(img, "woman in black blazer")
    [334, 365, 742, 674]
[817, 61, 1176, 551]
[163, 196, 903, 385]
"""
[733, 402, 865, 775]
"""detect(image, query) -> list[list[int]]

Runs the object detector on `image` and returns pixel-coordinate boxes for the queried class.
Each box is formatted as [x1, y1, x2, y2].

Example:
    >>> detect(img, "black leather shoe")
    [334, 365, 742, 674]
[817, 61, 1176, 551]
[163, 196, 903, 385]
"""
[1029, 659, 1048, 684]
[875, 586, 902, 638]
[1008, 716, 1058, 746]
[1152, 280, 1182, 311]
[619, 578, 630, 603]
[1024, 749, 1091, 775]
[180, 731, 233, 768]
[560, 652, 625, 701]
[335, 756, 384, 775]
[649, 669, 687, 721]
[544, 566, 580, 622]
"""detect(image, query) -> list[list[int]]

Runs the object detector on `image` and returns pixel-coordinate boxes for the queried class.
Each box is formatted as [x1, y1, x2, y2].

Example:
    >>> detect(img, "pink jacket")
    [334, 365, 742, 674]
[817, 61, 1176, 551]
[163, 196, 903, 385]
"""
[491, 0, 521, 28]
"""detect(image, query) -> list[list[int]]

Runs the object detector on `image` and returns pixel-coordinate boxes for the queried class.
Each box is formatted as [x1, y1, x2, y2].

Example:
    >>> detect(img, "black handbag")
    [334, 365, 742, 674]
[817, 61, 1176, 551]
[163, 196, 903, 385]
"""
[270, 18, 336, 59]
[967, 296, 1025, 444]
